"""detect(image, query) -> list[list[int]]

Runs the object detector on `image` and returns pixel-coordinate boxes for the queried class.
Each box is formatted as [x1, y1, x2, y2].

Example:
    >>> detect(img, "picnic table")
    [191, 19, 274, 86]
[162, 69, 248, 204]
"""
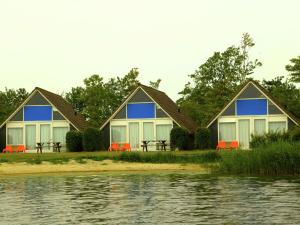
[36, 142, 44, 154]
[141, 140, 168, 152]
[36, 142, 62, 153]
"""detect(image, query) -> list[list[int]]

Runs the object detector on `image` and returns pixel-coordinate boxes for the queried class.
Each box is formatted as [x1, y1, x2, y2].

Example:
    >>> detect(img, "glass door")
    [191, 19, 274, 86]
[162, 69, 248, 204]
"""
[25, 125, 36, 150]
[40, 124, 51, 150]
[129, 122, 139, 150]
[238, 119, 250, 149]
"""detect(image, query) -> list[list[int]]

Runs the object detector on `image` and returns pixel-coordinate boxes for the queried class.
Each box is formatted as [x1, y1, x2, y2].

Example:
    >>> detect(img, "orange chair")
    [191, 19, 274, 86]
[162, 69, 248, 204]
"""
[216, 140, 227, 151]
[229, 141, 239, 150]
[2, 145, 13, 153]
[16, 145, 26, 153]
[121, 143, 131, 152]
[109, 143, 120, 151]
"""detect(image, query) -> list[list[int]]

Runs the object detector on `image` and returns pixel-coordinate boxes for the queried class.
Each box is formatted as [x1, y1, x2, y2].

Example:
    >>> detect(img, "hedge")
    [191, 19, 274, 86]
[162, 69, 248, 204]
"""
[83, 128, 103, 151]
[195, 127, 211, 150]
[170, 127, 189, 150]
[66, 131, 83, 152]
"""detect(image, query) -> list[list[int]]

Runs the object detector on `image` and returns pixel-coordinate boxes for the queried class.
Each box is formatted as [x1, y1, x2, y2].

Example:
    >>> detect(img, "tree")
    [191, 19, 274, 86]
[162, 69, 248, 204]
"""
[65, 87, 86, 114]
[149, 79, 162, 89]
[262, 76, 300, 118]
[286, 56, 300, 82]
[0, 88, 29, 124]
[177, 33, 261, 126]
[65, 68, 141, 127]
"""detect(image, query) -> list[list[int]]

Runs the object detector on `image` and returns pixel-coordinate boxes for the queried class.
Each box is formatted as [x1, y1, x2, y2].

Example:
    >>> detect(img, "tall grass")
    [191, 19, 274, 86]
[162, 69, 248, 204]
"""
[219, 141, 300, 175]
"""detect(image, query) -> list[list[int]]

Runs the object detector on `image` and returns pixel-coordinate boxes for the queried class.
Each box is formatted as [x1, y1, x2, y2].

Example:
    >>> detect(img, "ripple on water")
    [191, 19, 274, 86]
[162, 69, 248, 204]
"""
[0, 174, 299, 225]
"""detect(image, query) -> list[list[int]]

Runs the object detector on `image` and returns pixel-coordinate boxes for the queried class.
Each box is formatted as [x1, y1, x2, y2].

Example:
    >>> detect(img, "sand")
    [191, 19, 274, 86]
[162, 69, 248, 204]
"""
[0, 160, 210, 176]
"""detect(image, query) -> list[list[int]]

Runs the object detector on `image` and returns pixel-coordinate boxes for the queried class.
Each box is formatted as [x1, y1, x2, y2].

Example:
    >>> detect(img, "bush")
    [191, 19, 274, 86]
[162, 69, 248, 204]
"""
[83, 128, 103, 151]
[194, 127, 211, 149]
[289, 126, 300, 141]
[250, 131, 291, 148]
[66, 131, 83, 152]
[170, 127, 190, 150]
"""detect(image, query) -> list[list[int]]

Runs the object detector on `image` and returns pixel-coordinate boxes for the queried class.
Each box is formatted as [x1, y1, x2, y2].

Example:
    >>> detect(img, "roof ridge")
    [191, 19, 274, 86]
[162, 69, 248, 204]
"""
[139, 84, 167, 95]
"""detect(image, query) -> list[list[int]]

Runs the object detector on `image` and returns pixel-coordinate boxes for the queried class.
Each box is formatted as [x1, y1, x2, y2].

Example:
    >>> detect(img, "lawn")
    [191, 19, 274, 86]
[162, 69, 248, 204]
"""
[0, 150, 220, 165]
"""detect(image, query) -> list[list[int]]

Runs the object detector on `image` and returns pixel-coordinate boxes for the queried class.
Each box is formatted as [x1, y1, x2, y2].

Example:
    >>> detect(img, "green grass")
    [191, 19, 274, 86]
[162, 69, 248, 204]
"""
[0, 150, 220, 165]
[218, 141, 300, 176]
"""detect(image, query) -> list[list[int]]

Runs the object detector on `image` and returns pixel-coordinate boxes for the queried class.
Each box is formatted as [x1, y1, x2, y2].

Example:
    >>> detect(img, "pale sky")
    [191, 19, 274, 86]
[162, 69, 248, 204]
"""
[1, 0, 300, 100]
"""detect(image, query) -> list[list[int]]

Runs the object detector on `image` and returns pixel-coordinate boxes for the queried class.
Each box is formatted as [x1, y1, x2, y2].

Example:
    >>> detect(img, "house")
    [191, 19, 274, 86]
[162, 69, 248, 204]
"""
[207, 80, 299, 149]
[100, 84, 197, 150]
[0, 87, 89, 152]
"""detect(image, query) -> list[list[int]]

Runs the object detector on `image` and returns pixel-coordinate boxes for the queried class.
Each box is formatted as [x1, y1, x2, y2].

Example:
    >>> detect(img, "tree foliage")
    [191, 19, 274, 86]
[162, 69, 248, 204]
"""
[149, 79, 162, 89]
[177, 33, 262, 126]
[262, 76, 300, 118]
[0, 88, 29, 124]
[286, 56, 300, 82]
[65, 68, 162, 127]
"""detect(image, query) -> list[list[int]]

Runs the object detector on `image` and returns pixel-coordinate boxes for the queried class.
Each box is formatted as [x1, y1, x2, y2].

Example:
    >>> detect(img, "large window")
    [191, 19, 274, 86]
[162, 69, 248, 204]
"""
[156, 124, 172, 143]
[25, 125, 36, 150]
[7, 128, 23, 145]
[111, 126, 126, 143]
[269, 121, 286, 133]
[219, 122, 236, 141]
[53, 127, 69, 146]
[143, 122, 154, 141]
[254, 119, 266, 135]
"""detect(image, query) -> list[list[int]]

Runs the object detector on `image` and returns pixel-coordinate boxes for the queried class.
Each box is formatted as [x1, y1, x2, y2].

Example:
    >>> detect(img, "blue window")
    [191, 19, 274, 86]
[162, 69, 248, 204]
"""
[236, 99, 267, 116]
[24, 106, 52, 121]
[127, 103, 155, 119]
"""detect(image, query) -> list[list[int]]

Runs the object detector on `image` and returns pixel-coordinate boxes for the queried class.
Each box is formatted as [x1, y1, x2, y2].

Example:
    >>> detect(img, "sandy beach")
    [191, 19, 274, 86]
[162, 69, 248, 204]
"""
[0, 160, 210, 176]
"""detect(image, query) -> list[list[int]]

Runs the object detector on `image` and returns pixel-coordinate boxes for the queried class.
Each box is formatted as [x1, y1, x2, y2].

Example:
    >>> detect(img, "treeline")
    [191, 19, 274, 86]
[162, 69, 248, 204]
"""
[0, 33, 299, 127]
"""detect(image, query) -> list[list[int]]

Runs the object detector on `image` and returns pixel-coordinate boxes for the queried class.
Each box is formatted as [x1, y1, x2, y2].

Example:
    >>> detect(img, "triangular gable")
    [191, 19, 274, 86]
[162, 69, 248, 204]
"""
[101, 86, 180, 129]
[128, 89, 153, 103]
[0, 88, 84, 131]
[207, 80, 299, 127]
[101, 85, 197, 133]
[25, 92, 50, 105]
[237, 83, 265, 99]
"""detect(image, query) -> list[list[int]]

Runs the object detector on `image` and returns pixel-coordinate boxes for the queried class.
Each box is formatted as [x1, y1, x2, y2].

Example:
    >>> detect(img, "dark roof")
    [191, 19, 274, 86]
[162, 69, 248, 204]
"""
[139, 85, 197, 133]
[36, 87, 90, 131]
[101, 84, 197, 133]
[250, 80, 300, 125]
[207, 79, 300, 127]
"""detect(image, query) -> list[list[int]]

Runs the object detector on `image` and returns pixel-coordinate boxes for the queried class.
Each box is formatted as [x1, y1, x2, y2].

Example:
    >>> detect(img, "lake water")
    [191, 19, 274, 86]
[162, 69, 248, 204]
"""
[0, 173, 299, 225]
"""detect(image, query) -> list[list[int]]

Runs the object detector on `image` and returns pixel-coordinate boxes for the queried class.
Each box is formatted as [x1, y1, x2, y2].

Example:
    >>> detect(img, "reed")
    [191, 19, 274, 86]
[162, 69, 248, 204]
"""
[219, 141, 300, 175]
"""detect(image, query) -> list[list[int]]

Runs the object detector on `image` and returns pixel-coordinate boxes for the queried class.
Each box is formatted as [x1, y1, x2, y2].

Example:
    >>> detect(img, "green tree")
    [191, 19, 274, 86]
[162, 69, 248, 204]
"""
[262, 76, 300, 118]
[177, 33, 261, 126]
[65, 68, 141, 127]
[0, 88, 29, 124]
[149, 79, 162, 89]
[286, 56, 300, 82]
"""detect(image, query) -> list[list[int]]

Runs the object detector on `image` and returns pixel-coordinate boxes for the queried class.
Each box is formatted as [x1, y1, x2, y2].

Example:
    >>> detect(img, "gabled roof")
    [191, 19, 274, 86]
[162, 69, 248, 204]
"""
[207, 79, 300, 127]
[100, 84, 197, 133]
[0, 87, 90, 131]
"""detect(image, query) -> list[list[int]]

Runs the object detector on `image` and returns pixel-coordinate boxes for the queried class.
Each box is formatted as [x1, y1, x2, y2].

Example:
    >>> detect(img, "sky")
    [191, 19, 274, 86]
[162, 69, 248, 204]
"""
[0, 0, 300, 100]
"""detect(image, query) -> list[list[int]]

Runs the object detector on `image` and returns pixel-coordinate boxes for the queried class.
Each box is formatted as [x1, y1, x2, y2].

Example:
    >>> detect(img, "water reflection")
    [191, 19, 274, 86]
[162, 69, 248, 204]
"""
[0, 173, 299, 225]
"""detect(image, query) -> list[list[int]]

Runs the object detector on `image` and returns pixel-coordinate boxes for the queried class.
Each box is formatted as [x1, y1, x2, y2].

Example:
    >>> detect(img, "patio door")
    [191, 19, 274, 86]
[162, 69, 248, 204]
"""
[40, 124, 51, 150]
[238, 119, 250, 149]
[25, 125, 36, 150]
[129, 122, 139, 150]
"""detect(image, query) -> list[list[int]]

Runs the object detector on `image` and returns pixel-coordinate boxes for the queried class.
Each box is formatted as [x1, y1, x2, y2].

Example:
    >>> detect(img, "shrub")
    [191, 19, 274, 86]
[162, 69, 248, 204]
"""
[250, 131, 291, 148]
[83, 128, 103, 151]
[66, 131, 83, 152]
[194, 127, 211, 149]
[289, 126, 300, 141]
[170, 127, 189, 150]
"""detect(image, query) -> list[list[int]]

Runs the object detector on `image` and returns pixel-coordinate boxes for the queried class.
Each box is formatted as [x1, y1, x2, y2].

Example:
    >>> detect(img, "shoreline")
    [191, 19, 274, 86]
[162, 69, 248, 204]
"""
[0, 160, 211, 176]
